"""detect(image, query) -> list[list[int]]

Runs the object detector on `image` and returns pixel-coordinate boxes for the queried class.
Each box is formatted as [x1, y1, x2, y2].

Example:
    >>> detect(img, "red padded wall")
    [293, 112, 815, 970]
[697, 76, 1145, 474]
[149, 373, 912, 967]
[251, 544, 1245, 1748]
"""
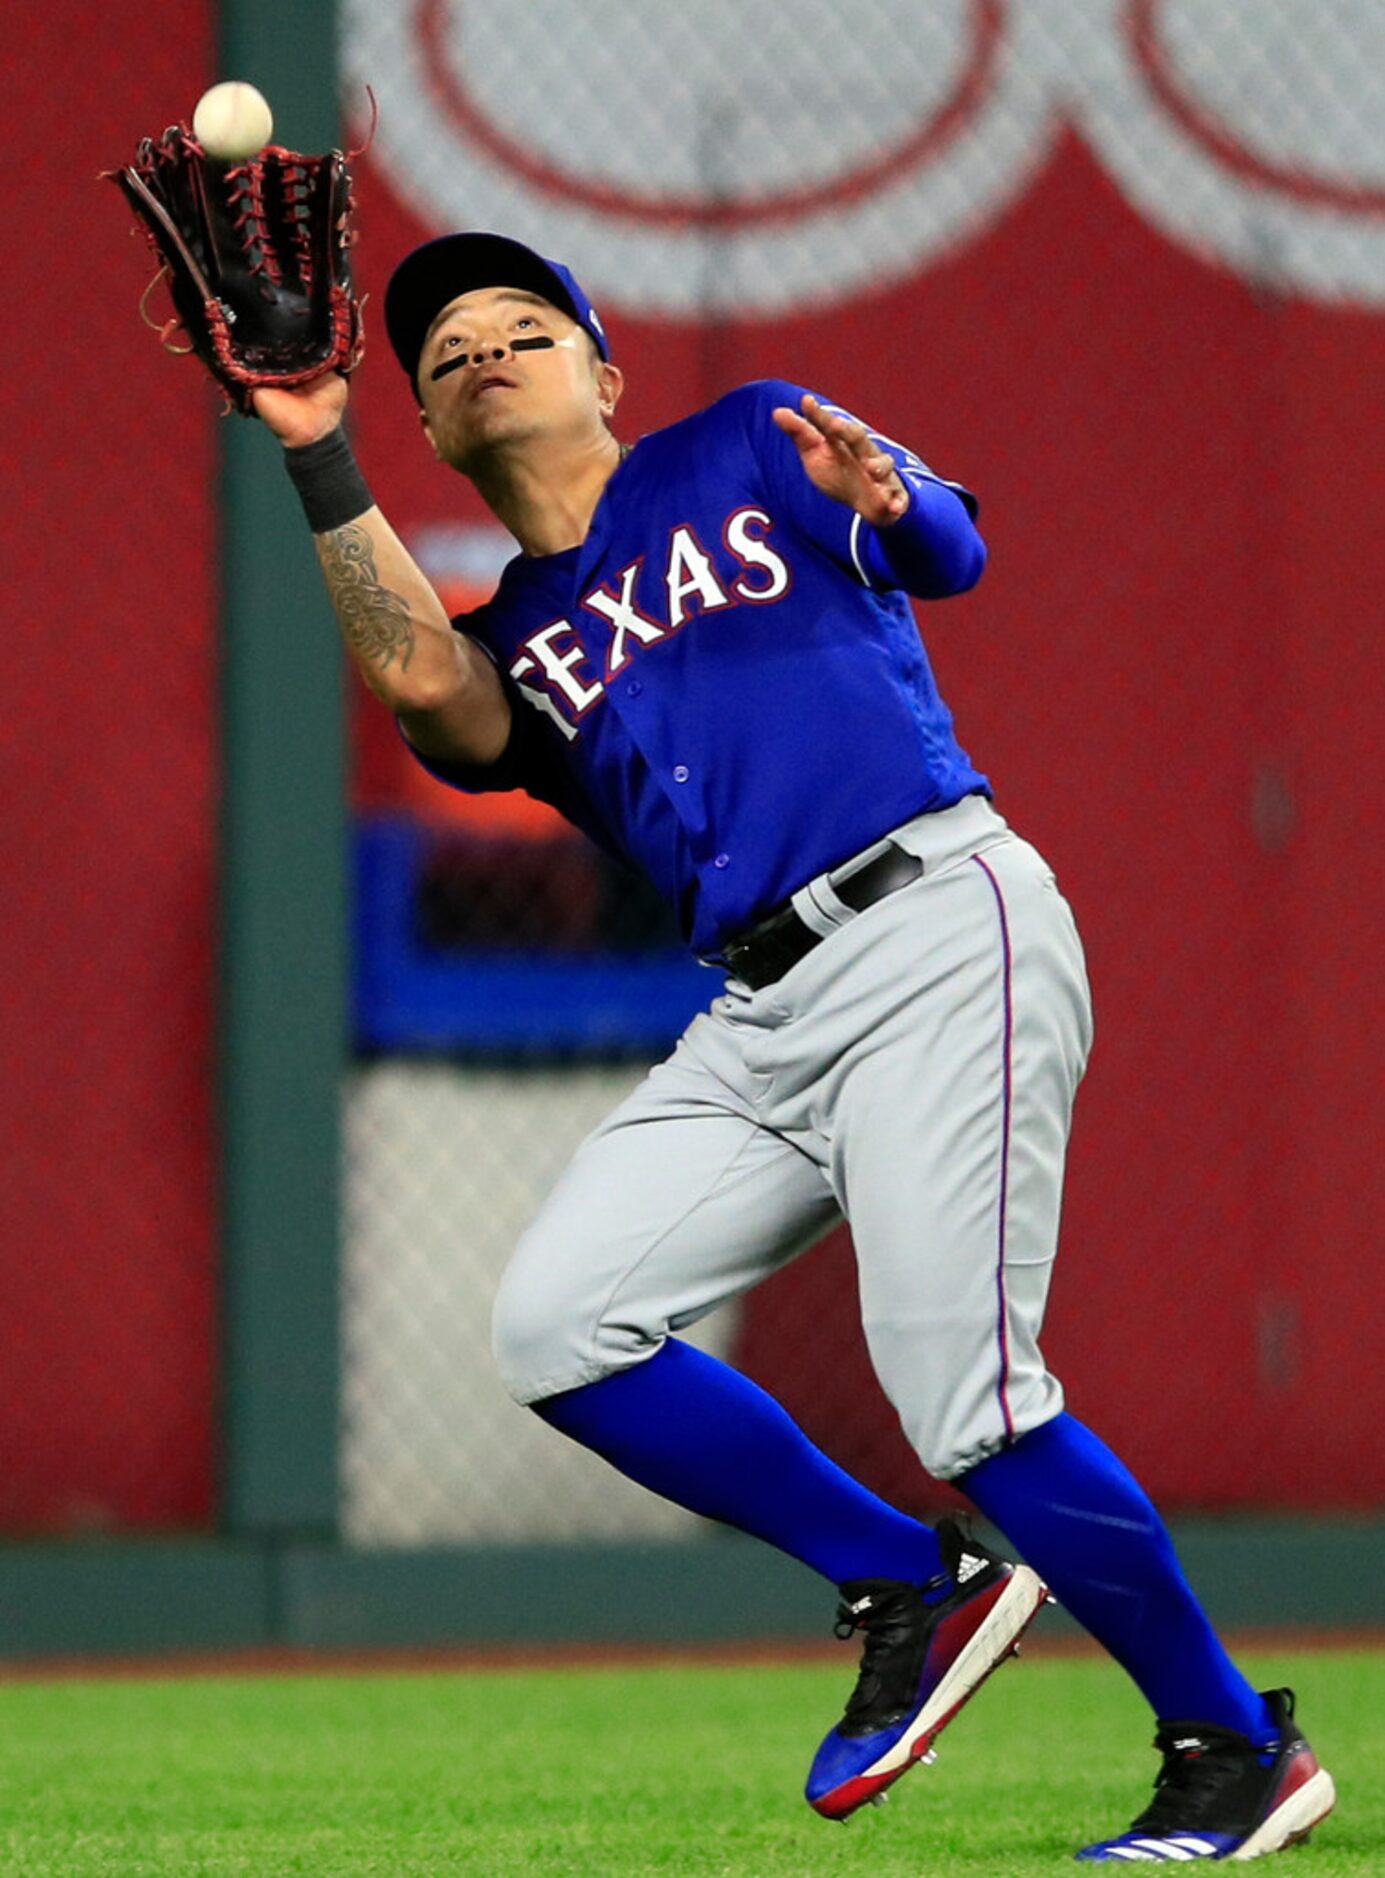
[0, 1, 217, 1531]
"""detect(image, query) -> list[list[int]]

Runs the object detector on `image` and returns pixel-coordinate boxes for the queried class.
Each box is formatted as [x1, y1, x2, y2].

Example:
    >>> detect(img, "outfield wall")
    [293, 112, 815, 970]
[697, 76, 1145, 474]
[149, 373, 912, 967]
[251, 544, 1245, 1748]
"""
[3, 1521, 1383, 1662]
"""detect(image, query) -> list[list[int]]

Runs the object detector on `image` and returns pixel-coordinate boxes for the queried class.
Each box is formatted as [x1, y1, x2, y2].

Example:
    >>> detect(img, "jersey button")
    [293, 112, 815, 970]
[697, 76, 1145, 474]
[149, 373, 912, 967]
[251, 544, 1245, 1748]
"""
[626, 680, 643, 697]
[673, 764, 690, 783]
[714, 852, 730, 869]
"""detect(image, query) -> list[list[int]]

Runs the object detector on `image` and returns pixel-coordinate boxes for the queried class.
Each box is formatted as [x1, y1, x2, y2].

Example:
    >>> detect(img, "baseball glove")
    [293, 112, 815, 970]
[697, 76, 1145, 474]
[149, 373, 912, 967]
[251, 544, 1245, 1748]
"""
[107, 125, 364, 413]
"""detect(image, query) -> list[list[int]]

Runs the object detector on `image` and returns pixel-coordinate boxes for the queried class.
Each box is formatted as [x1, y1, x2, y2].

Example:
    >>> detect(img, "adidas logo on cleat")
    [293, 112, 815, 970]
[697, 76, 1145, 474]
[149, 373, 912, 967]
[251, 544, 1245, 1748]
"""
[955, 1552, 988, 1584]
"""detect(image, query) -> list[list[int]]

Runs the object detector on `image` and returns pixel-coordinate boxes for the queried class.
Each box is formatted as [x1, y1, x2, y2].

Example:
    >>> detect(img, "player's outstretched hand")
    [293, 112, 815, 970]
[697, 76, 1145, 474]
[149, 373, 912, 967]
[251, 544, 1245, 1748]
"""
[252, 371, 351, 449]
[772, 393, 909, 527]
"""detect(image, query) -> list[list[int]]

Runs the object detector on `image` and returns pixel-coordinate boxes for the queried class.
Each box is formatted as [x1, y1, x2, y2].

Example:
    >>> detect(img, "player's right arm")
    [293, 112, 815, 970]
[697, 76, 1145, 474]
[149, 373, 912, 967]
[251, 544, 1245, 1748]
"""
[253, 377, 512, 768]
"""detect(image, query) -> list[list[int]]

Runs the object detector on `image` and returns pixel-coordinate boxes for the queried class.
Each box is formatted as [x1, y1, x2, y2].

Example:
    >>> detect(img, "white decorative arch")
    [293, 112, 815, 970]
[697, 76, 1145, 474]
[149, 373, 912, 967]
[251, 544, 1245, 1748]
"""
[343, 0, 1385, 313]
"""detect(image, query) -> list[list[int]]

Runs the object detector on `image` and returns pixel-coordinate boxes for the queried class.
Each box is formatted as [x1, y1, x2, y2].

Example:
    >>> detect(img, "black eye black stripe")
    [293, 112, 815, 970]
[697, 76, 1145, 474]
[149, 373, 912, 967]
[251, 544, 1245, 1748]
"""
[428, 334, 558, 383]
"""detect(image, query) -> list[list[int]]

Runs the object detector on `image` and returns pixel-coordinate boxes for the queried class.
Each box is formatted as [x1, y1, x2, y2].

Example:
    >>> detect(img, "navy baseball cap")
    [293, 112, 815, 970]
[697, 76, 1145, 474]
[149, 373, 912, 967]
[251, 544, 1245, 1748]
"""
[384, 232, 610, 396]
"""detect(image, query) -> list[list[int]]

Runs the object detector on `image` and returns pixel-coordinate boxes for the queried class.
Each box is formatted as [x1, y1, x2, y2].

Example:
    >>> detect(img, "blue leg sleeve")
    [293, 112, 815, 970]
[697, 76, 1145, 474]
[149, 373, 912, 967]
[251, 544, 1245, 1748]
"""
[535, 1339, 942, 1589]
[963, 1413, 1276, 1742]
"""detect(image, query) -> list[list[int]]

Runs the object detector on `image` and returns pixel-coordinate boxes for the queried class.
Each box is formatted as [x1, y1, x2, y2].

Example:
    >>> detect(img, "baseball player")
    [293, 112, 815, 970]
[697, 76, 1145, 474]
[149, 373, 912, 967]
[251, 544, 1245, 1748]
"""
[257, 232, 1335, 1862]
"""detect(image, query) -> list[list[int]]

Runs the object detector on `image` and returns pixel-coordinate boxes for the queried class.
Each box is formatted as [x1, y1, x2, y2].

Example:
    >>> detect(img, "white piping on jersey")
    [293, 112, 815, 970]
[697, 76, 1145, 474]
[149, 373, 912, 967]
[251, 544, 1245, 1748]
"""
[849, 512, 875, 591]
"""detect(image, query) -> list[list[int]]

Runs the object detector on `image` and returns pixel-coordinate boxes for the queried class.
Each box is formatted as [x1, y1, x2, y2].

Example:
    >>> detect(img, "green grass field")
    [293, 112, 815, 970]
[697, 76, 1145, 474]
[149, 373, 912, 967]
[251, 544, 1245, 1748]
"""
[0, 1645, 1378, 1876]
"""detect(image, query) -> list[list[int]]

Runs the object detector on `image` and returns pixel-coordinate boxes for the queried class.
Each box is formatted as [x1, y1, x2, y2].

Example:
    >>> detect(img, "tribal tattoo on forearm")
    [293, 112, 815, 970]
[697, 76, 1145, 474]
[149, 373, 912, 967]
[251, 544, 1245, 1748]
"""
[317, 524, 416, 675]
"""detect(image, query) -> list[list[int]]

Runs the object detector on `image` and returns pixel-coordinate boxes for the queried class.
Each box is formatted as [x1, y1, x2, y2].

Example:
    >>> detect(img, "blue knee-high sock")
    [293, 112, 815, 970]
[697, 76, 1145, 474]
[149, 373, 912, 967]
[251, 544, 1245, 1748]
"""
[534, 1338, 942, 1588]
[962, 1412, 1275, 1742]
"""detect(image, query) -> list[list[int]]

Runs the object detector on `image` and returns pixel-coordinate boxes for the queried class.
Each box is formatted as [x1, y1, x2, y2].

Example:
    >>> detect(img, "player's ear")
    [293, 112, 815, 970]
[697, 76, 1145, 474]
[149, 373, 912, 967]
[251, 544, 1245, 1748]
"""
[419, 406, 442, 460]
[596, 361, 624, 421]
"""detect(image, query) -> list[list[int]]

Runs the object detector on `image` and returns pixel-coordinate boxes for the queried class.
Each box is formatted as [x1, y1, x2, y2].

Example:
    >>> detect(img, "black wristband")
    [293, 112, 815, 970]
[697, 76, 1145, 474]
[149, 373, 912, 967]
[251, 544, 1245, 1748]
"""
[283, 428, 374, 534]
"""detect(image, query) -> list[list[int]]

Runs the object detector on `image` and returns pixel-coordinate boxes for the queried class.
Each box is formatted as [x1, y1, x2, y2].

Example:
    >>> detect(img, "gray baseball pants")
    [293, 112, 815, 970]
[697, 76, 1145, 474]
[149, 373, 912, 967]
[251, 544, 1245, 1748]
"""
[492, 795, 1093, 1479]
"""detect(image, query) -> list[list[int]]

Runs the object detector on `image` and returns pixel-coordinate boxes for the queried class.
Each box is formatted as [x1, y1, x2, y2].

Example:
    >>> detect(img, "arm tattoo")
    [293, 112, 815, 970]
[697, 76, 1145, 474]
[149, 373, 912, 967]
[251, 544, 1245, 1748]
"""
[317, 523, 416, 675]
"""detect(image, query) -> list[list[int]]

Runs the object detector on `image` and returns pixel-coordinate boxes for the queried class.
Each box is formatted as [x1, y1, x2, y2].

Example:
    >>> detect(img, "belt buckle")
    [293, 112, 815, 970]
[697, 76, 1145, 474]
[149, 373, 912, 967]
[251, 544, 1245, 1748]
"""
[722, 901, 807, 990]
[720, 840, 922, 990]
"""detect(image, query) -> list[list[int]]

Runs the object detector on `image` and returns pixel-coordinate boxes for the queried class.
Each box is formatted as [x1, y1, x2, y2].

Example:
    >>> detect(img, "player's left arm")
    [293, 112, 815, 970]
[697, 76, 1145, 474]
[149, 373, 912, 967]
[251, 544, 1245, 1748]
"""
[766, 388, 985, 599]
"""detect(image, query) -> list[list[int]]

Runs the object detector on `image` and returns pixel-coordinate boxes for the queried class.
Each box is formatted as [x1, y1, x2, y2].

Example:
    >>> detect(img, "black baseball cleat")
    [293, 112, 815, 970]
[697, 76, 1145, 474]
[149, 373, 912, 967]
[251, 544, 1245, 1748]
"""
[805, 1515, 1048, 1820]
[1075, 1687, 1336, 1861]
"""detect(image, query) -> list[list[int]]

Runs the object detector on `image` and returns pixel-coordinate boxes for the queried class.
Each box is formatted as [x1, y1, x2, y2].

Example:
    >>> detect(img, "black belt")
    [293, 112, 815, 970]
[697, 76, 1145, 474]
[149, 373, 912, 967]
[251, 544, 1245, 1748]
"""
[720, 842, 924, 991]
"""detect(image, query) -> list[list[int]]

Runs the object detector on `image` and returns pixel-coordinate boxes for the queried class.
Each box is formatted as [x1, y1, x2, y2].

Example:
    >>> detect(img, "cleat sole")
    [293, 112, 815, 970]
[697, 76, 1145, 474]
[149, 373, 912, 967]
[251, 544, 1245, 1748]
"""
[1231, 1768, 1336, 1861]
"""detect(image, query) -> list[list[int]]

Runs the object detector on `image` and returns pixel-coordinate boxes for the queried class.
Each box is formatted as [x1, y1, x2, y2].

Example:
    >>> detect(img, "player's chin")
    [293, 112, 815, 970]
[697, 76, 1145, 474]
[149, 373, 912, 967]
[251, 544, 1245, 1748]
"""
[446, 415, 544, 473]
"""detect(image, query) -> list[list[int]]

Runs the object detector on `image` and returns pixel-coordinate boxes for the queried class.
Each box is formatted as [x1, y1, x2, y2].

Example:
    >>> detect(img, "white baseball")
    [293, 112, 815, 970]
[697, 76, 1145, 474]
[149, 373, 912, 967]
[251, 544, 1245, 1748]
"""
[192, 82, 274, 161]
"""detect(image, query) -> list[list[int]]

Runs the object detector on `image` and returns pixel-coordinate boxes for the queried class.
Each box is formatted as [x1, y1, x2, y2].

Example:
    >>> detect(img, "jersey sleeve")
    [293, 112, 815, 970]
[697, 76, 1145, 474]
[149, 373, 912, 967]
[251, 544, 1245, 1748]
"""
[741, 379, 986, 601]
[399, 628, 576, 811]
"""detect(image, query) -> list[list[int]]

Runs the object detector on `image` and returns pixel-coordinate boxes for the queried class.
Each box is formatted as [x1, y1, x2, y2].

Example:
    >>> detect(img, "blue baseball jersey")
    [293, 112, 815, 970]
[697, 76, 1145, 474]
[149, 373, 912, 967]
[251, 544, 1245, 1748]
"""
[410, 378, 990, 955]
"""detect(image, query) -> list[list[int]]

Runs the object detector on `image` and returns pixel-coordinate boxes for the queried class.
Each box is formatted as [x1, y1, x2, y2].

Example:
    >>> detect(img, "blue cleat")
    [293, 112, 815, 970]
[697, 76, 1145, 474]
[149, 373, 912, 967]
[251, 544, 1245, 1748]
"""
[1075, 1688, 1336, 1861]
[806, 1516, 1048, 1820]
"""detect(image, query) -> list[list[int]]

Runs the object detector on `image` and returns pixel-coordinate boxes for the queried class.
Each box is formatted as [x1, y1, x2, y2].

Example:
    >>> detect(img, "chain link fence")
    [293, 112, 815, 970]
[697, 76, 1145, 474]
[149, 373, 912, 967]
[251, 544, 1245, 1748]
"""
[343, 1061, 741, 1544]
[338, 0, 1385, 1543]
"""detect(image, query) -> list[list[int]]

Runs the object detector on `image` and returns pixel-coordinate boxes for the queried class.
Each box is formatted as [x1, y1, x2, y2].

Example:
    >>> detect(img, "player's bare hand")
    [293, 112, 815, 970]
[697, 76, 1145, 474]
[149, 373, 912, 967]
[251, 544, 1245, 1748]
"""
[772, 394, 910, 527]
[252, 371, 351, 449]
